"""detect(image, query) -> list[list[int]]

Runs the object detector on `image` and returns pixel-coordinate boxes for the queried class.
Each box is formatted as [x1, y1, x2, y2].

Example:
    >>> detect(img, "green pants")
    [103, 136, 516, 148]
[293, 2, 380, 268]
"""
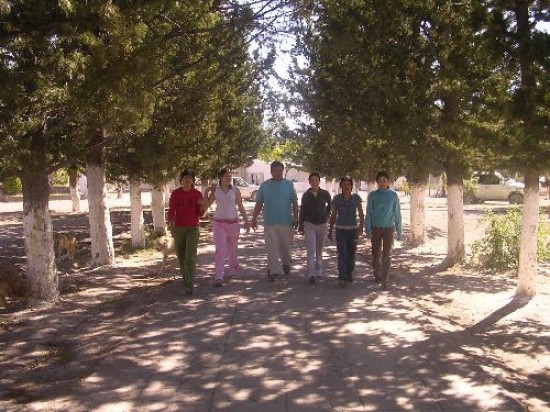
[173, 226, 199, 288]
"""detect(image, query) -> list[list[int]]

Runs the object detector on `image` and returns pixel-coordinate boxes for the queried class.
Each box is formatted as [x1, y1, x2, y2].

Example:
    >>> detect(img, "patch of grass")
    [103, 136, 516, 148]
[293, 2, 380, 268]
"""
[116, 226, 161, 257]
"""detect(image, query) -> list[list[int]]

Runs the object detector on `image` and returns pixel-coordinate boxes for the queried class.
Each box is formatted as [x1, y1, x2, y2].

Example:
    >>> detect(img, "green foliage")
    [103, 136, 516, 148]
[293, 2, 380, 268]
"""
[472, 208, 550, 270]
[117, 226, 159, 256]
[289, 0, 493, 181]
[539, 219, 550, 264]
[49, 170, 69, 187]
[1, 1, 269, 192]
[1, 176, 22, 195]
[396, 180, 410, 196]
[483, 2, 550, 172]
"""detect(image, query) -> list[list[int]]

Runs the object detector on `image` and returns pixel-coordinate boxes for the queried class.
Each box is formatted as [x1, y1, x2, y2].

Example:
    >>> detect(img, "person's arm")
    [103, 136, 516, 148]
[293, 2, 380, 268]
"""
[327, 203, 337, 241]
[298, 193, 306, 234]
[357, 195, 364, 236]
[167, 191, 176, 234]
[196, 189, 207, 216]
[394, 192, 402, 240]
[365, 192, 374, 239]
[325, 191, 332, 218]
[205, 186, 216, 209]
[251, 201, 263, 231]
[235, 188, 250, 233]
[290, 181, 299, 229]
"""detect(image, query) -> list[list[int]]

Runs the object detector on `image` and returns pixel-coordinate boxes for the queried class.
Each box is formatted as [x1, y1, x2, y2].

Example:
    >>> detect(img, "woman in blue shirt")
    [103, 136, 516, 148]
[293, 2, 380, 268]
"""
[328, 177, 364, 286]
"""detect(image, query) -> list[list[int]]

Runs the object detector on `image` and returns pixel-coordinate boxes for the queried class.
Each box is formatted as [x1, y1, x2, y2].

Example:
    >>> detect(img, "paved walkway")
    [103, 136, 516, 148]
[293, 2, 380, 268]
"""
[7, 244, 524, 411]
[0, 197, 538, 411]
[55, 288, 521, 410]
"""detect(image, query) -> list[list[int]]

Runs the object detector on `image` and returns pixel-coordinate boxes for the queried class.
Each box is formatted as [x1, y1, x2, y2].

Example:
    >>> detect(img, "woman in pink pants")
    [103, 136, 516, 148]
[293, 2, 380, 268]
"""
[205, 169, 250, 286]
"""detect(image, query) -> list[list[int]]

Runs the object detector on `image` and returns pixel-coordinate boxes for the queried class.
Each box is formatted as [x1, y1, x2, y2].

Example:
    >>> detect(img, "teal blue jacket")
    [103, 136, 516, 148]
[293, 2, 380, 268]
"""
[365, 189, 402, 238]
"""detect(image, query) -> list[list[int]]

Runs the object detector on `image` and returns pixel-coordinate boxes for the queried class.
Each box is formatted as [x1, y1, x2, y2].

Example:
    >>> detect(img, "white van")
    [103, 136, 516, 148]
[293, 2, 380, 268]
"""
[231, 177, 259, 201]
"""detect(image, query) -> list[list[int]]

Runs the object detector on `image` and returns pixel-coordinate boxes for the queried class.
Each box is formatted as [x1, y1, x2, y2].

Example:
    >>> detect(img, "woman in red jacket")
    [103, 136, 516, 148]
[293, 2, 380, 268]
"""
[167, 169, 205, 295]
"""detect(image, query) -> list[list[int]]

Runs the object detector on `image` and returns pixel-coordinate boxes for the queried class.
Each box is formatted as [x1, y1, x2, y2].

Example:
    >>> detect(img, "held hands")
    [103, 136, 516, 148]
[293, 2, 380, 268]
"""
[250, 218, 257, 231]
[167, 222, 174, 236]
[243, 221, 251, 234]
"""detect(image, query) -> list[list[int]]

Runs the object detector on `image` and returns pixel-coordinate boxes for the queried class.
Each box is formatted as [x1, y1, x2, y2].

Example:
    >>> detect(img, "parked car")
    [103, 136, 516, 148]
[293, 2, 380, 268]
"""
[465, 173, 524, 204]
[231, 177, 259, 201]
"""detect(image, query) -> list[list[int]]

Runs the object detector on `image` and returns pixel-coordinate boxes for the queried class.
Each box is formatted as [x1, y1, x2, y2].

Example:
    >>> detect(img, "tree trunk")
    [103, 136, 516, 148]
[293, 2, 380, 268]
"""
[130, 178, 145, 248]
[516, 171, 539, 299]
[199, 177, 209, 198]
[21, 132, 58, 303]
[68, 166, 81, 212]
[87, 130, 115, 266]
[445, 165, 465, 265]
[513, 1, 538, 299]
[436, 174, 447, 197]
[151, 184, 166, 235]
[409, 174, 428, 246]
[388, 172, 396, 189]
[363, 169, 377, 194]
[331, 178, 338, 195]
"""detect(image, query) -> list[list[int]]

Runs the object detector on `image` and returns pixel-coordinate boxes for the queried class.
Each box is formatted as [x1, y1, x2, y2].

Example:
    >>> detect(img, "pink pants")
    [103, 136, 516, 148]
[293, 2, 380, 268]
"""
[213, 221, 240, 280]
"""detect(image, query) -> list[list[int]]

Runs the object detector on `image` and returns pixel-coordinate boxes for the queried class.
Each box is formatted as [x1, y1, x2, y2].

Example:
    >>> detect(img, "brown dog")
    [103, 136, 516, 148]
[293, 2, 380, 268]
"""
[56, 233, 77, 260]
[155, 235, 175, 269]
[0, 263, 26, 307]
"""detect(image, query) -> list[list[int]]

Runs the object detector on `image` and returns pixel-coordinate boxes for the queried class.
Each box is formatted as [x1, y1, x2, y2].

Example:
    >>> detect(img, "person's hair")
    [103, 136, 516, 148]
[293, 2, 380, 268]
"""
[376, 171, 389, 182]
[308, 172, 321, 181]
[339, 176, 353, 187]
[179, 169, 195, 184]
[218, 168, 232, 187]
[270, 161, 284, 171]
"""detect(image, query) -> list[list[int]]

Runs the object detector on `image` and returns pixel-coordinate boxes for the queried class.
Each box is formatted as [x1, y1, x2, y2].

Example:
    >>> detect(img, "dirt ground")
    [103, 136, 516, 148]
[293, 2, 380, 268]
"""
[0, 196, 549, 411]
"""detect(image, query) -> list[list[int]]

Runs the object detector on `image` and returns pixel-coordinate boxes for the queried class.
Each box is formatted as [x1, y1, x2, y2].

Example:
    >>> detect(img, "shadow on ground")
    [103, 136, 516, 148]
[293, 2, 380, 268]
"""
[0, 206, 548, 411]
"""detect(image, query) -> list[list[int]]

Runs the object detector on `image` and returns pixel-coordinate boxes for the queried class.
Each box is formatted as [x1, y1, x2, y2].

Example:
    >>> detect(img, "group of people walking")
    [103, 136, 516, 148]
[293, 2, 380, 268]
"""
[166, 162, 402, 295]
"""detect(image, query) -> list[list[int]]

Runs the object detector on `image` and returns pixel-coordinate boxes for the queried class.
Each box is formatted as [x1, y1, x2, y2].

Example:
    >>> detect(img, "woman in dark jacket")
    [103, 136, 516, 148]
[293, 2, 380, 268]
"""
[298, 173, 332, 283]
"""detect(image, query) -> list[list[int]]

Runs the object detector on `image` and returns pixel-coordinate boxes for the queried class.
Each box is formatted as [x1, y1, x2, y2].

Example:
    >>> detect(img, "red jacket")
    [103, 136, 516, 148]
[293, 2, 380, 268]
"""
[167, 187, 202, 227]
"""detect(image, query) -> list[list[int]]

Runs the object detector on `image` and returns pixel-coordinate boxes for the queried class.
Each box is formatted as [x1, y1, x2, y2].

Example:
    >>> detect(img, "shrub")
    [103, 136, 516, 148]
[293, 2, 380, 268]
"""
[49, 169, 69, 187]
[1, 177, 22, 195]
[539, 220, 550, 263]
[396, 180, 410, 196]
[472, 207, 550, 270]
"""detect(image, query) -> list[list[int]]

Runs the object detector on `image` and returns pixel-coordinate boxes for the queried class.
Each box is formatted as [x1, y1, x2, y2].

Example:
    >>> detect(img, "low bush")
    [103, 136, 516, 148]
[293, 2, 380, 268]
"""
[1, 177, 22, 195]
[471, 207, 550, 270]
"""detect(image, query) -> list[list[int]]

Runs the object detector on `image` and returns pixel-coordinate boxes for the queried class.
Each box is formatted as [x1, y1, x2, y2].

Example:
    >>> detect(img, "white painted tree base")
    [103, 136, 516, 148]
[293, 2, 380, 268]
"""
[516, 175, 539, 298]
[151, 185, 166, 235]
[23, 205, 58, 302]
[87, 163, 115, 266]
[446, 183, 465, 265]
[130, 179, 145, 248]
